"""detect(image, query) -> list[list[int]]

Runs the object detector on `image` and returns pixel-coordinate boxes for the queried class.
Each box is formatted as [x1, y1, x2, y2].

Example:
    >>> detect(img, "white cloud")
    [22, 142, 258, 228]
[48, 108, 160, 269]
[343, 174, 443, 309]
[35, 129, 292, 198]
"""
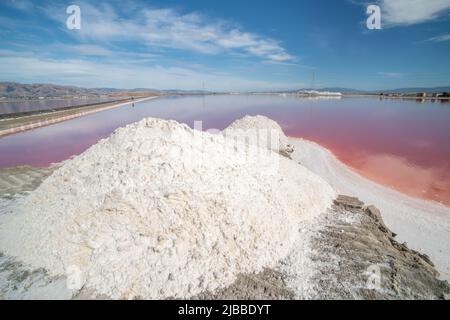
[380, 0, 450, 26]
[1, 1, 303, 90]
[378, 72, 404, 78]
[426, 34, 450, 42]
[0, 55, 303, 91]
[65, 44, 114, 57]
[41, 2, 295, 62]
[5, 0, 33, 11]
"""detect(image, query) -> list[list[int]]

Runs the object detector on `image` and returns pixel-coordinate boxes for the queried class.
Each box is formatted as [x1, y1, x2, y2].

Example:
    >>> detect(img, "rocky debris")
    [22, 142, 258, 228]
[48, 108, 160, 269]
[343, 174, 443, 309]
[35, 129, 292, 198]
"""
[193, 269, 294, 300]
[333, 195, 364, 210]
[78, 268, 295, 300]
[279, 144, 295, 159]
[193, 195, 449, 300]
[363, 205, 397, 238]
[309, 195, 450, 299]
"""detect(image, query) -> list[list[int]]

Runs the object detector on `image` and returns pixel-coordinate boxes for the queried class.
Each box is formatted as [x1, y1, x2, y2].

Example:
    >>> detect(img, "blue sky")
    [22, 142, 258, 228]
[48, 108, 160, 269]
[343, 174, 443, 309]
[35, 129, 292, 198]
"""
[0, 0, 449, 91]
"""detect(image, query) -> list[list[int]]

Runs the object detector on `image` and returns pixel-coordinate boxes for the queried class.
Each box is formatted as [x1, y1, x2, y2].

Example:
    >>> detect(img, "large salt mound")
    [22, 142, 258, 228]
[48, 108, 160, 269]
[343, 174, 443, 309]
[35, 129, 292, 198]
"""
[223, 115, 292, 155]
[0, 117, 335, 299]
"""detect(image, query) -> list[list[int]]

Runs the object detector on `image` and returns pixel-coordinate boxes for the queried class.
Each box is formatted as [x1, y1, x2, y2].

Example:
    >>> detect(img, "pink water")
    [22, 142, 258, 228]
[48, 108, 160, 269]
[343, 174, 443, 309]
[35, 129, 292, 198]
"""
[0, 95, 449, 205]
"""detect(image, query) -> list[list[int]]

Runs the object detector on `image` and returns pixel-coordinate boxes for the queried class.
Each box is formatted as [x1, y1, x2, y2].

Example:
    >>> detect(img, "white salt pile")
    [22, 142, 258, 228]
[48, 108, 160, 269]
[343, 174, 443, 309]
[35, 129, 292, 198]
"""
[223, 115, 294, 156]
[0, 117, 335, 299]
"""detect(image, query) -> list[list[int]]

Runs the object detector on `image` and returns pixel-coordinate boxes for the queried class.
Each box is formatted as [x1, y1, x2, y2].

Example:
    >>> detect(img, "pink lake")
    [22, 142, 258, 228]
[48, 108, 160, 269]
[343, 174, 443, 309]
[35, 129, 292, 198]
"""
[0, 95, 449, 206]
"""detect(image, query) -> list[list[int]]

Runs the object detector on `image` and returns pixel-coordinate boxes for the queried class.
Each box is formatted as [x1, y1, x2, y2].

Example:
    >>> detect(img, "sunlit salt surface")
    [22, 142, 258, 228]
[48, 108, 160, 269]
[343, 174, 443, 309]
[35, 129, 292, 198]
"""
[0, 95, 449, 205]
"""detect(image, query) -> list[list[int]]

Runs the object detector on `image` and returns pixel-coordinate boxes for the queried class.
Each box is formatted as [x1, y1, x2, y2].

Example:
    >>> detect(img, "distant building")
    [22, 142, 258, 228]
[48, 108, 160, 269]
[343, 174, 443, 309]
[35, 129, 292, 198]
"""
[298, 90, 342, 97]
[417, 92, 427, 98]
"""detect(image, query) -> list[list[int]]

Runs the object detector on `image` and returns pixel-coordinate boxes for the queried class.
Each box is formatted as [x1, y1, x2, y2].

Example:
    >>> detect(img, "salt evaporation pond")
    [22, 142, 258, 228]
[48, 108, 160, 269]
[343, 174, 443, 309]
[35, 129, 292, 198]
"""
[0, 95, 449, 205]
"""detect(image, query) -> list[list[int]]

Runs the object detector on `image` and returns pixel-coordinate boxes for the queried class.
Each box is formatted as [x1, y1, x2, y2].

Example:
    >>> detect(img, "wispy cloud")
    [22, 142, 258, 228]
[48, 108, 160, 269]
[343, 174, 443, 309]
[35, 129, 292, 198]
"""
[426, 34, 450, 42]
[378, 72, 404, 78]
[64, 44, 114, 57]
[379, 0, 450, 26]
[33, 1, 295, 63]
[0, 53, 304, 91]
[0, 1, 303, 90]
[5, 0, 34, 11]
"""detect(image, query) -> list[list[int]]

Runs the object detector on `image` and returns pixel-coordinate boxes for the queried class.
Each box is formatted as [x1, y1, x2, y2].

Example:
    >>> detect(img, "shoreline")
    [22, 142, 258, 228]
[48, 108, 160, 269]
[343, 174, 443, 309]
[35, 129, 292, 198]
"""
[289, 137, 450, 281]
[289, 136, 450, 209]
[0, 96, 159, 138]
[342, 94, 450, 101]
[290, 136, 450, 207]
[0, 97, 132, 119]
[227, 92, 450, 102]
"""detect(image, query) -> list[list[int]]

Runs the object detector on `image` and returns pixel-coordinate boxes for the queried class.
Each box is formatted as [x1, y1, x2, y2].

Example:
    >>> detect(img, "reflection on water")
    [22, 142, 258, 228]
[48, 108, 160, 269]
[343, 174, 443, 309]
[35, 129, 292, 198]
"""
[0, 95, 449, 205]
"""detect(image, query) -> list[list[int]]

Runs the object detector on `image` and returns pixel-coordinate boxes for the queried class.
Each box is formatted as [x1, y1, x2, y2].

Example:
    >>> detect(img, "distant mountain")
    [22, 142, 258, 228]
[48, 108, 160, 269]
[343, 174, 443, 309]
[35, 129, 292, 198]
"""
[94, 87, 159, 93]
[0, 82, 210, 98]
[160, 89, 211, 94]
[0, 82, 101, 98]
[0, 82, 163, 98]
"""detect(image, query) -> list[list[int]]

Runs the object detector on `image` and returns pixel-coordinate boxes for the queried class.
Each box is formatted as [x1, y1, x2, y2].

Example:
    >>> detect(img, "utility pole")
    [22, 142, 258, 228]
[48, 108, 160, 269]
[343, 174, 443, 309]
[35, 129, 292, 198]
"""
[202, 81, 205, 108]
[310, 71, 315, 119]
